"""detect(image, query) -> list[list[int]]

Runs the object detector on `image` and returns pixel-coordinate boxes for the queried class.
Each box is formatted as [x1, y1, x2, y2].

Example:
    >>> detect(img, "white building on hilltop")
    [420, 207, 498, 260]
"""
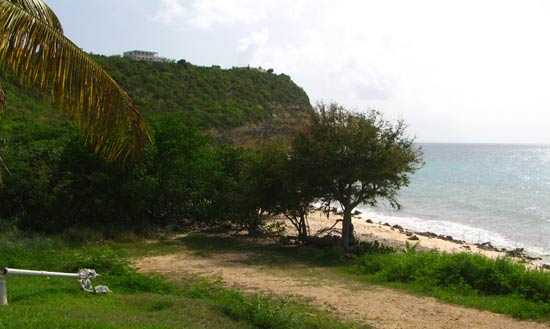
[123, 50, 172, 63]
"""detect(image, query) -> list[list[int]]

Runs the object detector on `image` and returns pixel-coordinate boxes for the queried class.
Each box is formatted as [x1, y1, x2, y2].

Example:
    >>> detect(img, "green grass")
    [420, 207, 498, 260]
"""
[6, 231, 550, 327]
[0, 233, 366, 329]
[346, 251, 550, 321]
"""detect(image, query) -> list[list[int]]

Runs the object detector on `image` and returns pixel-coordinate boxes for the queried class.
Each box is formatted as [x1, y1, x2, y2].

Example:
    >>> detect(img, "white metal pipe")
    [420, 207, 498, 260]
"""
[0, 268, 102, 306]
[0, 274, 6, 306]
[4, 268, 79, 278]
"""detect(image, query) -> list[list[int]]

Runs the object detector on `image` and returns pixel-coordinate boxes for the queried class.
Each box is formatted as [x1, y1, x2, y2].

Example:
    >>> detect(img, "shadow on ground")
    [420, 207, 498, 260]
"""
[173, 233, 346, 268]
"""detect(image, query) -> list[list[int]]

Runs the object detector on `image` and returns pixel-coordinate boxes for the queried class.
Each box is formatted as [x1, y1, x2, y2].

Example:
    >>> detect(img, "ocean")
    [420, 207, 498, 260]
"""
[357, 143, 550, 262]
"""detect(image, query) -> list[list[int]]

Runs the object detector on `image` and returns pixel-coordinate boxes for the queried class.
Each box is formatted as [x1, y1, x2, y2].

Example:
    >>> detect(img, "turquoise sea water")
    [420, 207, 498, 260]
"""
[357, 143, 550, 261]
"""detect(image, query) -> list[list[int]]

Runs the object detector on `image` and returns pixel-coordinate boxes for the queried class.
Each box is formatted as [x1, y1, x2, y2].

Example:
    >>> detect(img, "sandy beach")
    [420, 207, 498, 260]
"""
[294, 210, 547, 268]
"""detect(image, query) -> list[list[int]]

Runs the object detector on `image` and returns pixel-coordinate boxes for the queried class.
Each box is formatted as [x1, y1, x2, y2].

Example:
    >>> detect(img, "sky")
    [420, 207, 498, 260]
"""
[45, 0, 550, 144]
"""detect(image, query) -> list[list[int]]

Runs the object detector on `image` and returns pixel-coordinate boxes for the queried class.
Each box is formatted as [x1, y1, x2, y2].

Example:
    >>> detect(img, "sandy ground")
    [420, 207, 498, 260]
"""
[135, 213, 550, 329]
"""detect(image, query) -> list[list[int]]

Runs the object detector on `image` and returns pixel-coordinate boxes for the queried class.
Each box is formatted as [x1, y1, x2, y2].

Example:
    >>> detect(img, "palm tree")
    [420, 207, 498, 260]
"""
[0, 0, 150, 182]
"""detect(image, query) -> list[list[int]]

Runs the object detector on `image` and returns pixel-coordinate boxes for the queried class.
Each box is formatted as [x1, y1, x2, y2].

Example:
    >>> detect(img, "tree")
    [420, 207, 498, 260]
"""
[225, 143, 287, 235]
[273, 149, 319, 241]
[146, 114, 220, 226]
[0, 0, 149, 183]
[292, 102, 423, 251]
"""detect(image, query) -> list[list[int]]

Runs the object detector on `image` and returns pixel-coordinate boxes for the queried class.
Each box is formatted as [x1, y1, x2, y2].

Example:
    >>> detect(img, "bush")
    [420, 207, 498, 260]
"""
[352, 240, 395, 256]
[355, 251, 550, 303]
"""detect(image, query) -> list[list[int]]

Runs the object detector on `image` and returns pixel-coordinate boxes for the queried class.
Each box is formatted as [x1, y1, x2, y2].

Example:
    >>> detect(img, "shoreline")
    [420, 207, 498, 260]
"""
[294, 211, 549, 268]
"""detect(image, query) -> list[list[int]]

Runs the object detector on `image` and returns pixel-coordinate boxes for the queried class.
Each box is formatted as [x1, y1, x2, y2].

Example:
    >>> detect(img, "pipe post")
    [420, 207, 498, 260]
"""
[0, 273, 7, 306]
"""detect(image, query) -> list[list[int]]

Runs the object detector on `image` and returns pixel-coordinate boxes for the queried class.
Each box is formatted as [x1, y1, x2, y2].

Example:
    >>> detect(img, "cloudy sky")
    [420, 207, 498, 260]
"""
[46, 0, 550, 143]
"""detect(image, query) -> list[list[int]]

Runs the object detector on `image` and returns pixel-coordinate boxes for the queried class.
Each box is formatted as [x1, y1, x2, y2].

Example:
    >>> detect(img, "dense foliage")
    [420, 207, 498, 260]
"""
[0, 60, 420, 252]
[349, 250, 550, 320]
[93, 55, 311, 139]
[0, 56, 312, 235]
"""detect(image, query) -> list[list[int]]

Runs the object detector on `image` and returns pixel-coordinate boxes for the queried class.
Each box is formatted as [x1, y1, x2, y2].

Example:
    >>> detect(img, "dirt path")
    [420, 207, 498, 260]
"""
[135, 248, 550, 329]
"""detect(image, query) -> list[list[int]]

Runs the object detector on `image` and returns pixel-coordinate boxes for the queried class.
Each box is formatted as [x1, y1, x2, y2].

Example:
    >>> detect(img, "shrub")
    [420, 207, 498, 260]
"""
[355, 251, 550, 303]
[352, 240, 395, 256]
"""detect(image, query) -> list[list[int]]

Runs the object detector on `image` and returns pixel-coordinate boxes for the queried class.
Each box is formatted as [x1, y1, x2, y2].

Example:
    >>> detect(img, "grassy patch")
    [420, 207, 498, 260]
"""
[0, 233, 366, 328]
[347, 251, 550, 321]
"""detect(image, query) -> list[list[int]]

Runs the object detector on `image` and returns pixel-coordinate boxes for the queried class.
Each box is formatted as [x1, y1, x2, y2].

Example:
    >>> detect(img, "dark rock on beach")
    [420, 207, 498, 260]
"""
[408, 235, 419, 241]
[476, 242, 498, 251]
[392, 225, 404, 232]
[506, 248, 543, 261]
[506, 248, 525, 257]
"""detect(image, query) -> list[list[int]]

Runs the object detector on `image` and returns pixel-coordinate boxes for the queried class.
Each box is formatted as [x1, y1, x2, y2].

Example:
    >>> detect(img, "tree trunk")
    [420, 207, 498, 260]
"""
[342, 207, 353, 252]
[299, 214, 308, 239]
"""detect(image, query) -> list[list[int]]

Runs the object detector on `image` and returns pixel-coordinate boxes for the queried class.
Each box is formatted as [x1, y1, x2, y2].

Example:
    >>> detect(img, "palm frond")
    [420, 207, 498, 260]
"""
[8, 0, 63, 32]
[0, 0, 150, 162]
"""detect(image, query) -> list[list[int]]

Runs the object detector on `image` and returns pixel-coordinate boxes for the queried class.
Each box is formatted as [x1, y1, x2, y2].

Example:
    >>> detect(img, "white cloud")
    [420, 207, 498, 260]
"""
[187, 0, 275, 29]
[150, 0, 186, 25]
[151, 0, 281, 30]
[145, 0, 550, 142]
[238, 29, 269, 52]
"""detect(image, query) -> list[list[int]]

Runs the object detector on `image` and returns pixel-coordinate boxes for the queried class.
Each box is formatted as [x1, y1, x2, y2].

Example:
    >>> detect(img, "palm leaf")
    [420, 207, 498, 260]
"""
[0, 0, 150, 163]
[8, 0, 62, 32]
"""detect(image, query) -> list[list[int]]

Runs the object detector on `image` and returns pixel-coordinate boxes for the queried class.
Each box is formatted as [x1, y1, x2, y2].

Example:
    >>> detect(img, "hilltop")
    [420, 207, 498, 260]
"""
[94, 55, 312, 146]
[0, 55, 312, 146]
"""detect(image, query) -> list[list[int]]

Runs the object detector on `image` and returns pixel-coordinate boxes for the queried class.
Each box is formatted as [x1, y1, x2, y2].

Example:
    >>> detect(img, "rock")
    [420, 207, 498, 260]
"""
[353, 210, 362, 216]
[506, 248, 525, 257]
[405, 231, 413, 237]
[437, 235, 454, 241]
[460, 245, 471, 250]
[365, 219, 373, 224]
[542, 264, 550, 270]
[392, 225, 404, 232]
[525, 255, 543, 261]
[383, 223, 391, 227]
[408, 235, 419, 241]
[477, 242, 497, 251]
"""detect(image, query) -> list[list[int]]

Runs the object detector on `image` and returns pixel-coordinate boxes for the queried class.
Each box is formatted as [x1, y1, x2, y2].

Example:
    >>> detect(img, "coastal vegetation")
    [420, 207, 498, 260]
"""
[92, 55, 311, 135]
[290, 103, 422, 250]
[349, 248, 550, 320]
[1, 3, 549, 325]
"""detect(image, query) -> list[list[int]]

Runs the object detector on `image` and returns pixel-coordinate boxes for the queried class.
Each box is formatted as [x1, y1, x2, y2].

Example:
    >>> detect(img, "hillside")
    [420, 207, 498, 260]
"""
[93, 55, 312, 146]
[0, 55, 312, 146]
